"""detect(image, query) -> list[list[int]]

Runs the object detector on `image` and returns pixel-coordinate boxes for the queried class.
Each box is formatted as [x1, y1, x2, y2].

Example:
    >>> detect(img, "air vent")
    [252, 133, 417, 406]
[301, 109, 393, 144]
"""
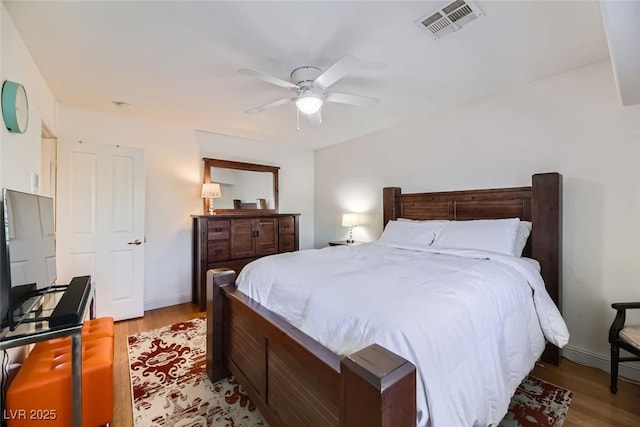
[417, 0, 483, 39]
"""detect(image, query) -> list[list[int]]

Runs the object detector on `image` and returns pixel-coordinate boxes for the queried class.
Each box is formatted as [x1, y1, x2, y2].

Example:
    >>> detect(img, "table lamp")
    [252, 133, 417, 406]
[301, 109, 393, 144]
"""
[201, 183, 222, 215]
[341, 213, 359, 243]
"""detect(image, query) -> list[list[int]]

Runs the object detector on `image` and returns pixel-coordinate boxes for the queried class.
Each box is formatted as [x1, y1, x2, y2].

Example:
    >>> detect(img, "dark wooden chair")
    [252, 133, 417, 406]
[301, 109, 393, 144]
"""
[608, 302, 640, 393]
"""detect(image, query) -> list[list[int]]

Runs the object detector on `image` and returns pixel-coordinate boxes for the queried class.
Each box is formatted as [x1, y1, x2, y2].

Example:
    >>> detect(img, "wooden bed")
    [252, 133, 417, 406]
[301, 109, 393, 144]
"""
[206, 172, 562, 427]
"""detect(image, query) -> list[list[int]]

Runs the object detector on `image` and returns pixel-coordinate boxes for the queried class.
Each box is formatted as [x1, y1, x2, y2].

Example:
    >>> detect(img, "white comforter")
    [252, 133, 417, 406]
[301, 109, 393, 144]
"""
[236, 243, 569, 427]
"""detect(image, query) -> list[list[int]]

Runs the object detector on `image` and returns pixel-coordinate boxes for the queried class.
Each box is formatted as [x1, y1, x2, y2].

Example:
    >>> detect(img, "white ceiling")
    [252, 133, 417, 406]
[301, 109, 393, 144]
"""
[4, 1, 612, 150]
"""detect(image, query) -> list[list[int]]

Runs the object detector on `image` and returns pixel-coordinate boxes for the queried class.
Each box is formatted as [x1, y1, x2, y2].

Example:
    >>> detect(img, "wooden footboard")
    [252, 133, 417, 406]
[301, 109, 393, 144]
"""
[206, 269, 416, 427]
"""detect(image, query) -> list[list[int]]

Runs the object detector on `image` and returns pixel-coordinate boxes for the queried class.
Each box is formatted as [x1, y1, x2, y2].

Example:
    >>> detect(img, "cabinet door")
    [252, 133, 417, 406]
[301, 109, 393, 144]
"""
[231, 219, 255, 258]
[256, 218, 278, 256]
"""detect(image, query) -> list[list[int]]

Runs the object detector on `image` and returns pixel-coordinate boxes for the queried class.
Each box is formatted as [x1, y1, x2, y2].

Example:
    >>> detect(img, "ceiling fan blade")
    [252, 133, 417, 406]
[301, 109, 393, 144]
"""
[325, 92, 379, 108]
[313, 54, 361, 89]
[245, 97, 295, 114]
[307, 110, 322, 126]
[239, 68, 299, 89]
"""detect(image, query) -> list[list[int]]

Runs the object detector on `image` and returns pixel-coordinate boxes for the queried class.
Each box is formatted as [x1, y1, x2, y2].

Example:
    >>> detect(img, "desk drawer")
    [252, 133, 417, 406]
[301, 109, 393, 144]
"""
[208, 240, 230, 262]
[208, 220, 230, 240]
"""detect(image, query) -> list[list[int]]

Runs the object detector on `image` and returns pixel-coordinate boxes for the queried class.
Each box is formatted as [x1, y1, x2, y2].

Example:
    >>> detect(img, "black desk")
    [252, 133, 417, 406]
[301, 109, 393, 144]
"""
[0, 282, 94, 427]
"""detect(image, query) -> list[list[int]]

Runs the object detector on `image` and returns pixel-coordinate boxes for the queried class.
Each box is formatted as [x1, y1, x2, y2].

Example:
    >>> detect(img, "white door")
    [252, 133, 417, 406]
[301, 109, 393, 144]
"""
[57, 140, 145, 320]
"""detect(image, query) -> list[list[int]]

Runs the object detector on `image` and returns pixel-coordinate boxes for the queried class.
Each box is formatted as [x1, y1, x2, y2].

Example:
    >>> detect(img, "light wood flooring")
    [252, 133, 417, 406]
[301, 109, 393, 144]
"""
[113, 303, 640, 427]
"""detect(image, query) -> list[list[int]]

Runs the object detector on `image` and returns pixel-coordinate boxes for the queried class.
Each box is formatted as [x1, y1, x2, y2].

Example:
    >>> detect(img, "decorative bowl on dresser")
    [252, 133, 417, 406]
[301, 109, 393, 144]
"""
[191, 213, 300, 311]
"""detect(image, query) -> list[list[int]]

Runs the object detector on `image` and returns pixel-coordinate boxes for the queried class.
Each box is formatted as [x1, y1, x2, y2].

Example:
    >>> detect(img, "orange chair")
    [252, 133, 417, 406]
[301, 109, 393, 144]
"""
[7, 318, 114, 427]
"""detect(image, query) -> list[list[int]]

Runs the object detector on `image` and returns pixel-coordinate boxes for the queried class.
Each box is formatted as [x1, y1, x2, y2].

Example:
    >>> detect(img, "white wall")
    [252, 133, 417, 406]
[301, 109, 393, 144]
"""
[197, 131, 315, 250]
[315, 60, 640, 377]
[1, 4, 56, 193]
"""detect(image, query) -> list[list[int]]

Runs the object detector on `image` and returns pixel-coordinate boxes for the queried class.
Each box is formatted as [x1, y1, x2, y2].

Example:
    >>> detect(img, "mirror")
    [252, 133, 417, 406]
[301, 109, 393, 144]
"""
[203, 158, 279, 214]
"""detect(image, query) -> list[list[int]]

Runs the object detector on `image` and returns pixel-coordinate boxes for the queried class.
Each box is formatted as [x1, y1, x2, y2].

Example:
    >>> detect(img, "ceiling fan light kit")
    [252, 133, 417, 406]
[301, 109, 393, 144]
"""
[239, 54, 379, 126]
[295, 94, 323, 115]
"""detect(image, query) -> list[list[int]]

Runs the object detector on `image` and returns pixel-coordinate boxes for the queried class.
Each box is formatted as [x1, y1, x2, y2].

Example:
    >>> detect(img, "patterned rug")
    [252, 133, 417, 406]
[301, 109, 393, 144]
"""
[127, 318, 572, 427]
[499, 375, 573, 427]
[127, 317, 265, 426]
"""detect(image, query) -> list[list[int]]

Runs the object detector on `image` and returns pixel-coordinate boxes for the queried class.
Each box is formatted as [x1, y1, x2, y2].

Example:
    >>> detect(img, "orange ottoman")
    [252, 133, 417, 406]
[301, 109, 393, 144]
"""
[30, 317, 114, 355]
[7, 337, 114, 427]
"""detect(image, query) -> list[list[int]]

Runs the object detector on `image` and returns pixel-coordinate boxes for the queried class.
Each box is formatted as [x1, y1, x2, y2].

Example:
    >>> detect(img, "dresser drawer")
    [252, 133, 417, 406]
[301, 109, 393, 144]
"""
[279, 217, 295, 235]
[279, 235, 295, 253]
[207, 239, 230, 262]
[208, 220, 230, 240]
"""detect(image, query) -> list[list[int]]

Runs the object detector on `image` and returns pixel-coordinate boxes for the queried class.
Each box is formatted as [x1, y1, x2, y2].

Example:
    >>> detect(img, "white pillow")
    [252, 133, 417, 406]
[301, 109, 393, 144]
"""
[513, 221, 532, 257]
[431, 218, 520, 255]
[377, 220, 438, 250]
[398, 218, 449, 226]
[397, 218, 448, 238]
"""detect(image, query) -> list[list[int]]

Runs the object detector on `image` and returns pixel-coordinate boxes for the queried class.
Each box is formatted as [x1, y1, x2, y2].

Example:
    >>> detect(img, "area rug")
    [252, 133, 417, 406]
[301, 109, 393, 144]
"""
[499, 375, 573, 427]
[127, 318, 572, 427]
[127, 317, 265, 426]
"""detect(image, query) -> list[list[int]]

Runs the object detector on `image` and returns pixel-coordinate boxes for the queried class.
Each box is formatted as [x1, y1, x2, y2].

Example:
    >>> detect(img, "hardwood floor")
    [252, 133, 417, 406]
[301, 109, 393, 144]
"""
[112, 303, 640, 427]
[532, 359, 640, 427]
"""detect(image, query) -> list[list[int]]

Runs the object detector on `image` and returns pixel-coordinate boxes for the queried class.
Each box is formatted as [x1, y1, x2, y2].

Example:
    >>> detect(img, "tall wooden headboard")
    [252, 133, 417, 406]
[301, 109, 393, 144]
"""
[382, 172, 563, 364]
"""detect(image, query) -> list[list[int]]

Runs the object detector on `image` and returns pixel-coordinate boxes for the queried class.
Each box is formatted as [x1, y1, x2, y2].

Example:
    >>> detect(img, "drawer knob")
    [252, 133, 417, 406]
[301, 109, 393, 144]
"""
[214, 227, 223, 232]
[214, 249, 224, 254]
[283, 224, 290, 229]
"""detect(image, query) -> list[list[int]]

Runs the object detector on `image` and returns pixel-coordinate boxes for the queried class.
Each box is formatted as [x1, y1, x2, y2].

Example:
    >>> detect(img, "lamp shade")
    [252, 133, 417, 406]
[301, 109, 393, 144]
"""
[296, 94, 323, 115]
[201, 183, 222, 198]
[341, 213, 359, 227]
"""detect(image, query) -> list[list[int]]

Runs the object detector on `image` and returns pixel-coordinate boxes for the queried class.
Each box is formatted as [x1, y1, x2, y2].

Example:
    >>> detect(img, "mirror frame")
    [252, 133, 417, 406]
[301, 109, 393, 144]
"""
[203, 158, 280, 214]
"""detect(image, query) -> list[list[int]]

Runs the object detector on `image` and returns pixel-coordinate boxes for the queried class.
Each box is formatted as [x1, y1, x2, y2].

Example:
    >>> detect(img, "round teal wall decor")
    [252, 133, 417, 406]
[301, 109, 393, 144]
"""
[2, 80, 29, 133]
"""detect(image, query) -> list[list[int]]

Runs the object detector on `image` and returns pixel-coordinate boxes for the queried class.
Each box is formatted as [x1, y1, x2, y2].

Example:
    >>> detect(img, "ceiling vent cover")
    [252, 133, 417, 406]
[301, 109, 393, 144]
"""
[417, 0, 483, 39]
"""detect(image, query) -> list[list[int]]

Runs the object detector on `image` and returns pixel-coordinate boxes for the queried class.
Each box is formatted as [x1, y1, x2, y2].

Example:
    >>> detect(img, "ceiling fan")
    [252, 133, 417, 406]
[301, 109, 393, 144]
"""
[239, 54, 380, 126]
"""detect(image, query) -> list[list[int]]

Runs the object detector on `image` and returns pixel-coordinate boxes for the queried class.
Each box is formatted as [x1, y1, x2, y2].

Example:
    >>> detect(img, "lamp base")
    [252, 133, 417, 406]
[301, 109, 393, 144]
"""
[347, 226, 354, 244]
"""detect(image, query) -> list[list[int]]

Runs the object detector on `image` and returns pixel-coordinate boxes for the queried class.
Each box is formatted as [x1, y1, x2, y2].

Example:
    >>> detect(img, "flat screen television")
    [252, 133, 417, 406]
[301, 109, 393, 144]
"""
[0, 189, 56, 328]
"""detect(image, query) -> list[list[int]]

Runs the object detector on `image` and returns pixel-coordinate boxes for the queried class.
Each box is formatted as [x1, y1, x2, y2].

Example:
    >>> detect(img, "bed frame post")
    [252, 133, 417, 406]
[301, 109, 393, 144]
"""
[206, 268, 235, 382]
[383, 187, 402, 226]
[532, 172, 562, 365]
[340, 344, 416, 427]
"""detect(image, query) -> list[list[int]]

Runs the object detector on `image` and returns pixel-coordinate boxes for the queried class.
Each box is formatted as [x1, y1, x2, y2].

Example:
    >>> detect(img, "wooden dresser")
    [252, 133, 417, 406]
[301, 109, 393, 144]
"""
[191, 213, 300, 311]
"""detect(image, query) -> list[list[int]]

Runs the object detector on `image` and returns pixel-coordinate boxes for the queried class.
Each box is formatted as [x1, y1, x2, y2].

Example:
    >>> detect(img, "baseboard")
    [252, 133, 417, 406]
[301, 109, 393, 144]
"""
[563, 345, 640, 383]
[144, 295, 192, 312]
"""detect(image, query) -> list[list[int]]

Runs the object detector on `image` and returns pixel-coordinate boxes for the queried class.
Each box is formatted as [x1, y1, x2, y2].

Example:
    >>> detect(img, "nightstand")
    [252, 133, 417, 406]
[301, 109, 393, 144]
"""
[328, 240, 363, 247]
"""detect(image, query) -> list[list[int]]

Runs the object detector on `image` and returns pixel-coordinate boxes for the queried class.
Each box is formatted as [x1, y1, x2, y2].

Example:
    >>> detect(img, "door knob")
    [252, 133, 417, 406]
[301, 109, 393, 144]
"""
[128, 239, 142, 245]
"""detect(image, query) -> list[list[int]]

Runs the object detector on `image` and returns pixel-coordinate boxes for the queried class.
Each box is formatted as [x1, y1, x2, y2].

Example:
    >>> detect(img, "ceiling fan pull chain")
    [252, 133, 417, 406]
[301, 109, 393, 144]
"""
[296, 107, 300, 131]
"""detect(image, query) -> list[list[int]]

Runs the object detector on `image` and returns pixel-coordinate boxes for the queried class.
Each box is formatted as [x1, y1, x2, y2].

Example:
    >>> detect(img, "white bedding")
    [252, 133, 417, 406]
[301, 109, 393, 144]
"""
[236, 243, 569, 427]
